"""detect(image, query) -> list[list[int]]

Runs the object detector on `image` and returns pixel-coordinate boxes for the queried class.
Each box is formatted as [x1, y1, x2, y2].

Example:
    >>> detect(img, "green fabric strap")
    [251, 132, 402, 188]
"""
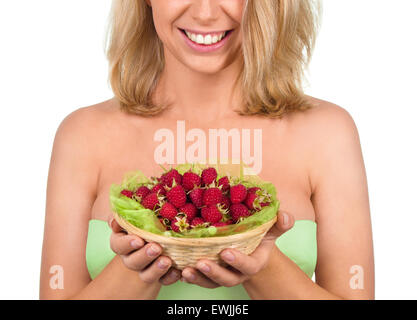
[86, 219, 317, 300]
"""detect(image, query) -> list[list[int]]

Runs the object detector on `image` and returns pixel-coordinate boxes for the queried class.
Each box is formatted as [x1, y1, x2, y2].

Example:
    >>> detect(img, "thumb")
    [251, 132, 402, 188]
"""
[264, 211, 295, 240]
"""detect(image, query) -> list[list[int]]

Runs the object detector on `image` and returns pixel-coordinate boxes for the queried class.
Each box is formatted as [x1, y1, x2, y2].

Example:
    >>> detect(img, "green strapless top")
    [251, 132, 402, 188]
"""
[86, 219, 317, 300]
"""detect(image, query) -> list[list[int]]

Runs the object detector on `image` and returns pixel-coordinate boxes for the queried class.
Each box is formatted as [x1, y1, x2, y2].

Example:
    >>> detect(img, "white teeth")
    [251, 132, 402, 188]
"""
[184, 30, 228, 45]
[196, 34, 204, 44]
[204, 35, 212, 45]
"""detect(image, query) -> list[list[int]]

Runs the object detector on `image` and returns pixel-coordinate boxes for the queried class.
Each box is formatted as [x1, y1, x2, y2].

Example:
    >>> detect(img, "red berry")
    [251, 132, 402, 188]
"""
[161, 169, 182, 187]
[201, 205, 223, 224]
[230, 184, 248, 204]
[244, 192, 258, 210]
[171, 223, 181, 233]
[182, 171, 201, 191]
[142, 193, 161, 210]
[202, 187, 223, 206]
[244, 188, 271, 210]
[171, 216, 190, 233]
[134, 186, 150, 200]
[151, 184, 166, 196]
[160, 202, 178, 220]
[167, 185, 187, 208]
[247, 187, 260, 194]
[189, 188, 204, 208]
[179, 203, 197, 221]
[219, 195, 231, 210]
[230, 203, 251, 222]
[190, 217, 206, 228]
[201, 167, 217, 185]
[120, 189, 134, 198]
[218, 176, 230, 192]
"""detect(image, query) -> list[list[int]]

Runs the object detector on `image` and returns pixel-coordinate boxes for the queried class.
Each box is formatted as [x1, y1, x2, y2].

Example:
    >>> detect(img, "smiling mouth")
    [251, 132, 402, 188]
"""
[179, 28, 233, 46]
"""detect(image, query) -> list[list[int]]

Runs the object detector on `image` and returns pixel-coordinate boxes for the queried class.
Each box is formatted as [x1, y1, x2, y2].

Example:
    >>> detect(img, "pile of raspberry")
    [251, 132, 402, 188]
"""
[120, 167, 272, 234]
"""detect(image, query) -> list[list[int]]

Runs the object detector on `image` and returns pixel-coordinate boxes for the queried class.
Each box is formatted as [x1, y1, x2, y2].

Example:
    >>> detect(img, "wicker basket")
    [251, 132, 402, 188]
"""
[113, 211, 277, 270]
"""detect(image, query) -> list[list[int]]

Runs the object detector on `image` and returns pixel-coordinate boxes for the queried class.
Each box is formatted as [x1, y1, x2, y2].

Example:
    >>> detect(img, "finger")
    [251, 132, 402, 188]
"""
[181, 267, 219, 289]
[194, 260, 244, 287]
[110, 231, 145, 255]
[138, 256, 172, 284]
[265, 211, 295, 240]
[159, 268, 181, 286]
[122, 242, 162, 271]
[220, 249, 262, 276]
[109, 217, 125, 233]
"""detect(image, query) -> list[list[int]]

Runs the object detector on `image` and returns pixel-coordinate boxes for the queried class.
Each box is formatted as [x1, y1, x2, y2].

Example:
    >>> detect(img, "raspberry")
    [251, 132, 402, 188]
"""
[151, 184, 166, 196]
[189, 188, 204, 208]
[120, 189, 134, 198]
[244, 188, 271, 210]
[219, 195, 231, 210]
[190, 217, 206, 228]
[142, 193, 161, 210]
[202, 187, 223, 206]
[218, 176, 230, 192]
[201, 167, 217, 185]
[179, 203, 197, 221]
[171, 223, 181, 233]
[230, 203, 251, 222]
[171, 215, 189, 233]
[230, 184, 248, 204]
[247, 187, 260, 194]
[134, 186, 150, 200]
[167, 185, 187, 208]
[160, 202, 178, 220]
[161, 169, 182, 187]
[182, 171, 201, 191]
[201, 205, 222, 224]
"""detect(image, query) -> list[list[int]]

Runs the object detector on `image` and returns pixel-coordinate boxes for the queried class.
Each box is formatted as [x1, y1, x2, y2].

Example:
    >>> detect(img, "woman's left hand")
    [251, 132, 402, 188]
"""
[181, 211, 295, 288]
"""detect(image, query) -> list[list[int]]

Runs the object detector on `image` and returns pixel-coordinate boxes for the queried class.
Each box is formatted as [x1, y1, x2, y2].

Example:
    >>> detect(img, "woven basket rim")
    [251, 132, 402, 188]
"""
[113, 211, 277, 247]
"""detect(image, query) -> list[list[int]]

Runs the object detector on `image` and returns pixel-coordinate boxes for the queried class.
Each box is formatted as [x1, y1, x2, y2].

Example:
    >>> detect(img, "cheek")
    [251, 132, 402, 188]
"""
[150, 3, 181, 43]
[222, 0, 245, 23]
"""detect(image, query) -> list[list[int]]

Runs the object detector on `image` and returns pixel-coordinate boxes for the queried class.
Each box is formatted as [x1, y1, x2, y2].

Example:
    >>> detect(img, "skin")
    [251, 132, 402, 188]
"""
[40, 0, 374, 299]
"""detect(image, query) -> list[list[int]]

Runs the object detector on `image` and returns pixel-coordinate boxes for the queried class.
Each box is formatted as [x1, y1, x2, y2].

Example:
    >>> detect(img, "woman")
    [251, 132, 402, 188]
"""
[40, 0, 374, 299]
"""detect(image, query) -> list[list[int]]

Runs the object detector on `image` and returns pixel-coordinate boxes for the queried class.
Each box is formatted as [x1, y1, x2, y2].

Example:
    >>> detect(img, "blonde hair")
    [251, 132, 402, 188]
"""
[106, 0, 322, 118]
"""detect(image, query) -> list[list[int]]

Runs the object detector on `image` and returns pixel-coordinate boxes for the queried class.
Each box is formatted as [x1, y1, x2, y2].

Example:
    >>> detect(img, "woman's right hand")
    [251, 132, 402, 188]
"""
[109, 218, 181, 285]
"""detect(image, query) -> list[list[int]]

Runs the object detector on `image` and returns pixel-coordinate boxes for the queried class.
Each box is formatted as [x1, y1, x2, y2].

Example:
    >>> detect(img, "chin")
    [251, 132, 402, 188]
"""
[184, 58, 232, 75]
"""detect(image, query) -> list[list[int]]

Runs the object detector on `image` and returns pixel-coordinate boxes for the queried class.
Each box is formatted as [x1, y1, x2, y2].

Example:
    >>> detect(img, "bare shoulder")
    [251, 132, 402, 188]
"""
[52, 98, 123, 165]
[279, 97, 361, 161]
[286, 96, 359, 140]
[58, 98, 120, 134]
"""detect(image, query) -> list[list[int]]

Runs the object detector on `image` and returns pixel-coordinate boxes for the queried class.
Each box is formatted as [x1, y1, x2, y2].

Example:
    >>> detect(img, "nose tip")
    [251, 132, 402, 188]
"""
[191, 0, 220, 25]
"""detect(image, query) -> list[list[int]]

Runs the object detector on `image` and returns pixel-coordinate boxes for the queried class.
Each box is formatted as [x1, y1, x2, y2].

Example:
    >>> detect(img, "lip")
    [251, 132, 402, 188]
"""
[178, 28, 234, 53]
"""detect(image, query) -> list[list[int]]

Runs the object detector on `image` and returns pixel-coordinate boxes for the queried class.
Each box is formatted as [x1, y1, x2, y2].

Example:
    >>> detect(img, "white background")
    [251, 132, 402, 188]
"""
[0, 0, 416, 299]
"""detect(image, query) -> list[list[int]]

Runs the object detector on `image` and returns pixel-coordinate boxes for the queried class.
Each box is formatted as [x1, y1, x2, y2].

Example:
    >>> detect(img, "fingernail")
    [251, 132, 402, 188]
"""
[130, 240, 142, 249]
[147, 245, 161, 257]
[158, 259, 169, 269]
[198, 263, 210, 273]
[222, 251, 235, 262]
[170, 271, 179, 279]
[282, 212, 289, 226]
[184, 270, 195, 281]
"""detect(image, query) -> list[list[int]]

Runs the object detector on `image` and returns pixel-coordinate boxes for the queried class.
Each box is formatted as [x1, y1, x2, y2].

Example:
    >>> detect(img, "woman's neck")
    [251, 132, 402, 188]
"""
[154, 50, 244, 122]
